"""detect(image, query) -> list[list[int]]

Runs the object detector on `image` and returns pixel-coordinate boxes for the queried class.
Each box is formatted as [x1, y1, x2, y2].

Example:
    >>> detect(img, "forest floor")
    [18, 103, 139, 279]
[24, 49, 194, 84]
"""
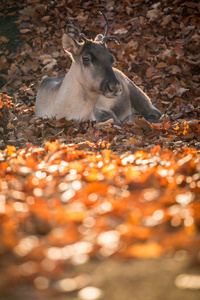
[0, 1, 200, 300]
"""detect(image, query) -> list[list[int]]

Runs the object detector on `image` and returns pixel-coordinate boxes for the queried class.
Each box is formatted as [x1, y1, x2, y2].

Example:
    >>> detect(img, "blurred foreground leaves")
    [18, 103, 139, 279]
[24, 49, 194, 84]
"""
[0, 140, 200, 296]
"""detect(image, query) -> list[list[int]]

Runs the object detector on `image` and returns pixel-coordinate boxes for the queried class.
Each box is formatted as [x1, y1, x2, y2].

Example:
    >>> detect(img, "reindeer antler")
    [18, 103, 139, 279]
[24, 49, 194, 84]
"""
[100, 10, 109, 37]
[67, 15, 88, 42]
[100, 11, 120, 45]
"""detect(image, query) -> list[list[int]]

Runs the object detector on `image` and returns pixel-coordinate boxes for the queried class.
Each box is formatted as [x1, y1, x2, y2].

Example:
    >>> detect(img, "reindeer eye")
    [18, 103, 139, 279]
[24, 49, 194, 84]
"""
[82, 56, 90, 64]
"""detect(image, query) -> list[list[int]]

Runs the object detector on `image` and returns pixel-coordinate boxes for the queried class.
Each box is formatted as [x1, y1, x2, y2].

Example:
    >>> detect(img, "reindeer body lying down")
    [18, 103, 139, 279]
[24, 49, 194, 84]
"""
[35, 13, 162, 124]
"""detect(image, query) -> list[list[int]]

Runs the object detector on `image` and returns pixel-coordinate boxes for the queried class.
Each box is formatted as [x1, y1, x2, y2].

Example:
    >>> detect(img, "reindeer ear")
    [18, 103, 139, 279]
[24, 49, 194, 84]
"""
[62, 34, 82, 59]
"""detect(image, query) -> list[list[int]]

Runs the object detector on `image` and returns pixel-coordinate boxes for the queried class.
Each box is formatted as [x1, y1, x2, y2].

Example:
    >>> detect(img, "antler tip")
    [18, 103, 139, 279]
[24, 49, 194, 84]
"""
[67, 14, 87, 42]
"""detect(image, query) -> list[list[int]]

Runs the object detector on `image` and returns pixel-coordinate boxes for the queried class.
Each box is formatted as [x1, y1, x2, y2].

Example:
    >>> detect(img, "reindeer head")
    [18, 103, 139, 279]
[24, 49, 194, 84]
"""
[62, 12, 122, 98]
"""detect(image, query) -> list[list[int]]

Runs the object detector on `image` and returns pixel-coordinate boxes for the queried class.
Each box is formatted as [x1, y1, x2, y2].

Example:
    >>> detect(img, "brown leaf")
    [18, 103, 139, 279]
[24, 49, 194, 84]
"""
[156, 62, 167, 69]
[161, 15, 172, 26]
[146, 66, 154, 77]
[134, 117, 152, 131]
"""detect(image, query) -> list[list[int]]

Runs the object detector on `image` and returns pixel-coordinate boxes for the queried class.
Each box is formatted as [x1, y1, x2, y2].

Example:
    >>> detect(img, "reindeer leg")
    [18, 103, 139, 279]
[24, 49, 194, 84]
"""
[127, 79, 162, 122]
[91, 107, 121, 126]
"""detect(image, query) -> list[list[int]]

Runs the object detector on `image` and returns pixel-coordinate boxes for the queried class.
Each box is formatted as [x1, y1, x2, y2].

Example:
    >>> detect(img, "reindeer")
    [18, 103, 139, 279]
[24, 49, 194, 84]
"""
[35, 12, 162, 125]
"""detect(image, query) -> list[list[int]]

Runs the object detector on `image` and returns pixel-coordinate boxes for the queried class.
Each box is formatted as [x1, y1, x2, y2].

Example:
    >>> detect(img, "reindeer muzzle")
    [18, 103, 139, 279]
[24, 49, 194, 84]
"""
[101, 79, 122, 98]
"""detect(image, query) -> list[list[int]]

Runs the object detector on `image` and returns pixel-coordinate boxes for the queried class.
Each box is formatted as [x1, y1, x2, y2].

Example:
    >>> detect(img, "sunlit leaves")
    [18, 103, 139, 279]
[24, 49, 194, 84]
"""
[1, 141, 200, 267]
[127, 242, 163, 258]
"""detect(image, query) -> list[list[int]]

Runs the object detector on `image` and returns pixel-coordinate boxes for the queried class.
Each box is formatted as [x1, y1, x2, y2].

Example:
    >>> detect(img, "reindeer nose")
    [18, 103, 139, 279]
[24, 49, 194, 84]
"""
[108, 81, 122, 95]
[108, 82, 116, 92]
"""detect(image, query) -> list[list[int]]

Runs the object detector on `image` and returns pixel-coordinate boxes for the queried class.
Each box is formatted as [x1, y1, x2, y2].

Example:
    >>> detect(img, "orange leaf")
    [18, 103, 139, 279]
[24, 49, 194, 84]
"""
[127, 242, 163, 258]
[7, 145, 16, 156]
